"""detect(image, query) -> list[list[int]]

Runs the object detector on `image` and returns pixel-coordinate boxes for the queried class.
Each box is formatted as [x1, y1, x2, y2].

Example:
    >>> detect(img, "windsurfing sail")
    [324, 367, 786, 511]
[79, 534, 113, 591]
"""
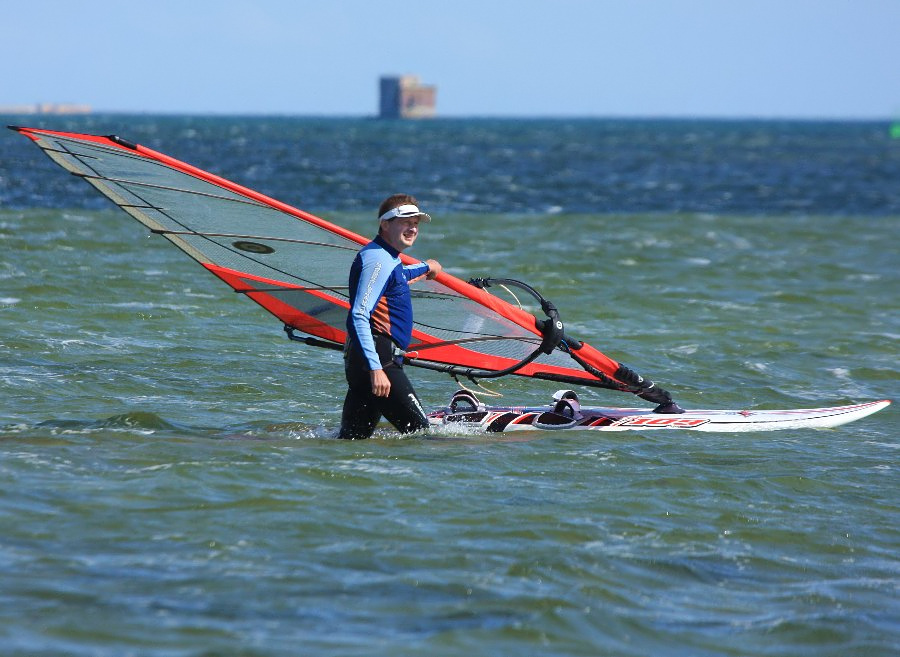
[10, 126, 667, 397]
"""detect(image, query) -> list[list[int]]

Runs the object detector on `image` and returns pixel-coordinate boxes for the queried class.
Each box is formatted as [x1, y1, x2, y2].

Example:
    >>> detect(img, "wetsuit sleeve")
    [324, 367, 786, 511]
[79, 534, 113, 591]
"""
[403, 261, 430, 282]
[349, 250, 393, 371]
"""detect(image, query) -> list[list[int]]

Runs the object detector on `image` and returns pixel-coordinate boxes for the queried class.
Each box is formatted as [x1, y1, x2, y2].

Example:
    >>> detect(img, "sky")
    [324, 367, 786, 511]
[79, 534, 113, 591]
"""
[3, 0, 899, 119]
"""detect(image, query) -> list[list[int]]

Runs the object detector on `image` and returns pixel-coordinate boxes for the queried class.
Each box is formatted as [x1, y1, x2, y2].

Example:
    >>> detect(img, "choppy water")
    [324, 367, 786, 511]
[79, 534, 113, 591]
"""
[1, 117, 897, 656]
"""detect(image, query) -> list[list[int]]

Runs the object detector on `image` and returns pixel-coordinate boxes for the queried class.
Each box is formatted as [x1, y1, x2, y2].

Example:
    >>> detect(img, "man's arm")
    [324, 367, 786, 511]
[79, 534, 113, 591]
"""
[405, 259, 442, 283]
[348, 251, 392, 373]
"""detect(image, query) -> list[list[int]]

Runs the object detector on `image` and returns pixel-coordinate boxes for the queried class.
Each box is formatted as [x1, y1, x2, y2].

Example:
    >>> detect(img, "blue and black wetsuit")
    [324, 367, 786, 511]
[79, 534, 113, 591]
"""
[339, 235, 431, 439]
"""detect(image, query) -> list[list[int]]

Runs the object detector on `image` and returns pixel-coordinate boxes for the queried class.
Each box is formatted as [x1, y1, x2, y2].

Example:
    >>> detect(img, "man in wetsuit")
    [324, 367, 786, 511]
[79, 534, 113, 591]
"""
[338, 194, 442, 439]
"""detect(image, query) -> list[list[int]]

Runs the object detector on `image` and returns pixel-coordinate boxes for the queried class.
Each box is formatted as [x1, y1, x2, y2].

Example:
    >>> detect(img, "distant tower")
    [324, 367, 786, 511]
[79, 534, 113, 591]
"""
[379, 75, 436, 119]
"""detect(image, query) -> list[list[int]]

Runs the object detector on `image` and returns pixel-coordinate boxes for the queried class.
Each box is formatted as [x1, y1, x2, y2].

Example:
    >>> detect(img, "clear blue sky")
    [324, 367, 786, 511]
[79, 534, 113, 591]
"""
[4, 0, 898, 119]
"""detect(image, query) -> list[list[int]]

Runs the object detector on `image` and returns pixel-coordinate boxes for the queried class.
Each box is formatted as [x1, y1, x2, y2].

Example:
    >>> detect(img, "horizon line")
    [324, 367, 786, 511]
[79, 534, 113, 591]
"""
[0, 109, 896, 123]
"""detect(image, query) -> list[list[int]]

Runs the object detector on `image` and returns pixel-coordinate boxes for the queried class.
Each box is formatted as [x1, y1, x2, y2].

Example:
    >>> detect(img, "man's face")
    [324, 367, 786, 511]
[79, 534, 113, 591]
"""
[380, 215, 422, 252]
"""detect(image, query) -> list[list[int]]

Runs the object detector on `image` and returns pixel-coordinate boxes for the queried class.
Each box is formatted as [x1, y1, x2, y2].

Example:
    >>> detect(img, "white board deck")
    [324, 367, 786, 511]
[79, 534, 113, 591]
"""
[428, 396, 890, 433]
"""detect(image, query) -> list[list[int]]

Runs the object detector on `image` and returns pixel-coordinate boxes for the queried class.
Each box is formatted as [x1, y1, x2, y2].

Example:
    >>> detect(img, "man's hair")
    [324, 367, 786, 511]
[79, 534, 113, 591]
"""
[378, 193, 419, 220]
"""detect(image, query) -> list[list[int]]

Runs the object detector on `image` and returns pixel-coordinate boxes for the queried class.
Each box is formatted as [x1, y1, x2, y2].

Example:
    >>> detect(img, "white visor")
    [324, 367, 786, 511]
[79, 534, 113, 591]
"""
[378, 204, 431, 223]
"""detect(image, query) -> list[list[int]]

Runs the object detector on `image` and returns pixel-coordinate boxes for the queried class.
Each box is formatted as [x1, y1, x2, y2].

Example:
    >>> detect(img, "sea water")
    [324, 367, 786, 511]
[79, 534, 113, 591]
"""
[0, 116, 897, 656]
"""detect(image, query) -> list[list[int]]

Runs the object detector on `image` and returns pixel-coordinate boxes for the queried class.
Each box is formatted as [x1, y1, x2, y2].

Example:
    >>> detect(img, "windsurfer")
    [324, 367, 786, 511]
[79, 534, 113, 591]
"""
[338, 194, 442, 439]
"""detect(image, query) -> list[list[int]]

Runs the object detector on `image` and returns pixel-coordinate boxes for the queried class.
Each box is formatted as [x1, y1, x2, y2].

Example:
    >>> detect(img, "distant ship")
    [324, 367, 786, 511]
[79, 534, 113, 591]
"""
[379, 75, 436, 119]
